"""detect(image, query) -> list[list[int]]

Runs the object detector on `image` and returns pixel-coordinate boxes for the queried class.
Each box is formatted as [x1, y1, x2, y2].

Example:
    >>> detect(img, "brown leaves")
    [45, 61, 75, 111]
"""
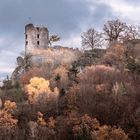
[0, 110, 17, 127]
[37, 112, 56, 129]
[20, 67, 44, 85]
[37, 112, 46, 126]
[0, 100, 17, 128]
[72, 114, 129, 140]
[47, 117, 56, 129]
[96, 84, 105, 93]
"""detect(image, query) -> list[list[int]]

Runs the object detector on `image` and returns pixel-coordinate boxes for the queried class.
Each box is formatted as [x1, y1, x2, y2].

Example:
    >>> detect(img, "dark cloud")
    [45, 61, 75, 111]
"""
[0, 0, 90, 38]
[87, 2, 114, 29]
[0, 0, 136, 78]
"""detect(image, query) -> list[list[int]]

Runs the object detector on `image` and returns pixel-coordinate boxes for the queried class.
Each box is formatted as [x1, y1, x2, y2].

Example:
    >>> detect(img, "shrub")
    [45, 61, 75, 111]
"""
[72, 114, 129, 140]
[0, 100, 18, 140]
[25, 77, 59, 103]
[24, 77, 59, 115]
[28, 121, 56, 140]
[20, 67, 45, 85]
[0, 87, 25, 103]
[51, 65, 70, 90]
[102, 44, 126, 69]
[67, 65, 132, 124]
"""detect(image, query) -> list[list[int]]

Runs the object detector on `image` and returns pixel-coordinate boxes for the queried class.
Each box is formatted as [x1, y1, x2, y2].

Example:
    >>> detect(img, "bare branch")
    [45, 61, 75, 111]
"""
[103, 19, 127, 43]
[81, 28, 103, 50]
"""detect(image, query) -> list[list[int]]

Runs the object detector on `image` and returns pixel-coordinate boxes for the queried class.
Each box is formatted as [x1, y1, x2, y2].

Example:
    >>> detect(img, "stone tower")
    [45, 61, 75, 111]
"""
[25, 23, 49, 54]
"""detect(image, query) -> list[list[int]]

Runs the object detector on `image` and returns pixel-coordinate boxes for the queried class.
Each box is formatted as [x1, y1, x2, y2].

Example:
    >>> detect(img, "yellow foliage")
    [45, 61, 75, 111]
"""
[26, 77, 51, 95]
[4, 100, 17, 111]
[25, 77, 59, 103]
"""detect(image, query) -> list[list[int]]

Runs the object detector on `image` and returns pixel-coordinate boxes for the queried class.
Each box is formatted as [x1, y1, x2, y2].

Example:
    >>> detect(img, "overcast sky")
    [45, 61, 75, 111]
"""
[0, 0, 140, 79]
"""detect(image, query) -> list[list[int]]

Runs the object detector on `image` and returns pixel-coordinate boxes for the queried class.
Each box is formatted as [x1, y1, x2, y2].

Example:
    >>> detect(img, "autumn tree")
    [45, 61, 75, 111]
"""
[102, 44, 126, 68]
[81, 28, 103, 50]
[49, 35, 60, 47]
[20, 67, 46, 85]
[103, 19, 127, 43]
[0, 100, 18, 139]
[72, 114, 129, 140]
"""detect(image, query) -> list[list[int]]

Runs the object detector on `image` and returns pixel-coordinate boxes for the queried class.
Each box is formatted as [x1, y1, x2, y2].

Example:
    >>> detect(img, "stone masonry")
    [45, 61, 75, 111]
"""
[25, 23, 49, 54]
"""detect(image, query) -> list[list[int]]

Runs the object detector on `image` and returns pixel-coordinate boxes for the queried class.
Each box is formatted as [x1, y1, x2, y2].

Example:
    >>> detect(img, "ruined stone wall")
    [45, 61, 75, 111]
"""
[25, 23, 49, 54]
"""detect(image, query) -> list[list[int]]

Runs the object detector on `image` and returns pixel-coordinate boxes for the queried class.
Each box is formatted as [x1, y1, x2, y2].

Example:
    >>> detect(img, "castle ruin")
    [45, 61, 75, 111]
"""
[25, 23, 49, 54]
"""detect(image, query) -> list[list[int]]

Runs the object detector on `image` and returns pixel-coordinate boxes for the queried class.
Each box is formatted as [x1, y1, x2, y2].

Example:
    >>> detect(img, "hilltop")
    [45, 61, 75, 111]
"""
[0, 19, 140, 140]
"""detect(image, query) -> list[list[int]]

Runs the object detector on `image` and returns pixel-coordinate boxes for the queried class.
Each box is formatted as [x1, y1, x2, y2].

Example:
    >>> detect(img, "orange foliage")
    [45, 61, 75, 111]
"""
[66, 84, 80, 110]
[37, 112, 46, 126]
[66, 65, 125, 123]
[0, 110, 17, 128]
[20, 67, 43, 85]
[72, 114, 129, 140]
[0, 100, 17, 128]
[4, 100, 17, 111]
[51, 65, 69, 89]
[78, 65, 120, 85]
[111, 45, 125, 60]
[96, 84, 105, 93]
[103, 44, 126, 67]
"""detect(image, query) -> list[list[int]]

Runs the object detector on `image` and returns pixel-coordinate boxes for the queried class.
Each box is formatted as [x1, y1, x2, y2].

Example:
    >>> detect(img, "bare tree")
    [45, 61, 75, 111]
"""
[81, 28, 103, 50]
[103, 19, 127, 43]
[49, 35, 60, 47]
[123, 25, 140, 41]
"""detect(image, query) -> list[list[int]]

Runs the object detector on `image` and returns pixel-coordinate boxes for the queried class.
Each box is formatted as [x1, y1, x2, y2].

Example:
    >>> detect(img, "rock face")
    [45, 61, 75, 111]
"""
[25, 23, 49, 54]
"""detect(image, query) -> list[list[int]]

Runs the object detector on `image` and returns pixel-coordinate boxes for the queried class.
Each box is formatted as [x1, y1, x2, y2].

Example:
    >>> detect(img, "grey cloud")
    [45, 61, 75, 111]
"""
[0, 0, 115, 41]
[0, 0, 137, 78]
[0, 0, 90, 38]
[89, 2, 114, 29]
